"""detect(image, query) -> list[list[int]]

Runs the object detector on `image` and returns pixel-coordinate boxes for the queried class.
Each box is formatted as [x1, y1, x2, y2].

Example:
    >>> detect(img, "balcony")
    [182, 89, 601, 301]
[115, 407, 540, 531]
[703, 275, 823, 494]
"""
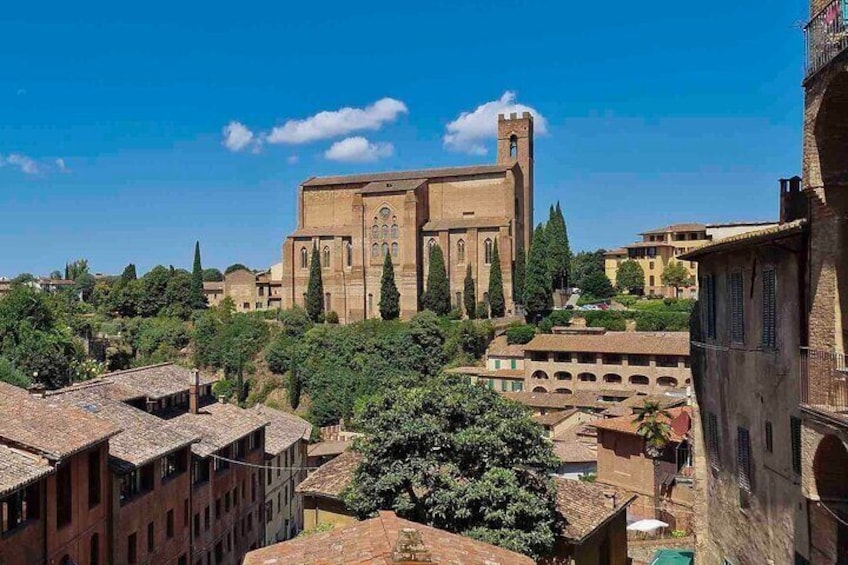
[800, 347, 848, 419]
[805, 0, 848, 80]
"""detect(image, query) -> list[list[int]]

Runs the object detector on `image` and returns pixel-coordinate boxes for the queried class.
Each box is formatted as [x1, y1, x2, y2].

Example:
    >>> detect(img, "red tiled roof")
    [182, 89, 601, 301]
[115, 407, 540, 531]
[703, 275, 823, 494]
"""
[681, 219, 806, 260]
[242, 511, 534, 565]
[638, 223, 706, 235]
[592, 406, 692, 443]
[554, 478, 636, 542]
[297, 449, 361, 499]
[524, 332, 690, 356]
[302, 163, 515, 187]
[252, 404, 312, 455]
[0, 445, 54, 496]
[487, 335, 527, 358]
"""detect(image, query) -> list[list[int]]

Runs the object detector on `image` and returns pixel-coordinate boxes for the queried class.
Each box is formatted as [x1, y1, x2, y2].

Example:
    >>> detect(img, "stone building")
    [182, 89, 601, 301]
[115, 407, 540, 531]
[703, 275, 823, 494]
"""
[279, 113, 535, 323]
[204, 267, 282, 312]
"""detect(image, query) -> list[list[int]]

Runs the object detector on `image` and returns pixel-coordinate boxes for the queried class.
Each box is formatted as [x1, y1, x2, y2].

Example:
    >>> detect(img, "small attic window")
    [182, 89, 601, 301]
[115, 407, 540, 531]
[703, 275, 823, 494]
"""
[386, 183, 393, 188]
[462, 211, 475, 217]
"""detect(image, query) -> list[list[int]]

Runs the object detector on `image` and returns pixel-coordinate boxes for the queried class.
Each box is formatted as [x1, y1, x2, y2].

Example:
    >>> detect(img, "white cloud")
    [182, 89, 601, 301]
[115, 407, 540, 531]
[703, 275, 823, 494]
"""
[324, 137, 394, 163]
[1, 153, 39, 174]
[443, 91, 548, 155]
[267, 98, 407, 145]
[222, 121, 256, 152]
[286, 155, 299, 165]
[55, 158, 68, 172]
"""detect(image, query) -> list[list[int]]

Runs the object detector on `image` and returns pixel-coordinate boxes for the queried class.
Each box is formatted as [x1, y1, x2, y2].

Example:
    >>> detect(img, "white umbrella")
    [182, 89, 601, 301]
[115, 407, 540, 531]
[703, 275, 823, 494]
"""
[626, 519, 669, 532]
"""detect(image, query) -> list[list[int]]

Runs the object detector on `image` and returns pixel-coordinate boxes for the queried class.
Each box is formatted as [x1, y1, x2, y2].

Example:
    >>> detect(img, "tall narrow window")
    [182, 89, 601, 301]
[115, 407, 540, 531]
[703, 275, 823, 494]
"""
[90, 534, 100, 565]
[730, 272, 744, 343]
[509, 134, 518, 158]
[765, 421, 773, 453]
[381, 242, 389, 257]
[371, 243, 379, 259]
[381, 225, 388, 240]
[57, 464, 72, 528]
[737, 427, 752, 493]
[701, 275, 717, 339]
[88, 449, 101, 508]
[391, 242, 398, 257]
[127, 533, 137, 564]
[391, 224, 399, 239]
[371, 225, 379, 239]
[791, 416, 802, 474]
[345, 241, 352, 268]
[762, 267, 777, 349]
[322, 246, 330, 269]
[300, 248, 308, 269]
[484, 239, 493, 264]
[324, 293, 331, 311]
[368, 293, 374, 314]
[457, 239, 465, 262]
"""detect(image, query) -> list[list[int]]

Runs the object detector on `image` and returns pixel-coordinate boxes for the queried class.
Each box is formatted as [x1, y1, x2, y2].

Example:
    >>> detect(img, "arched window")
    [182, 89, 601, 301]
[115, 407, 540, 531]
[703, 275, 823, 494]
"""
[381, 225, 388, 240]
[483, 291, 489, 304]
[457, 239, 466, 262]
[368, 293, 374, 314]
[532, 386, 548, 393]
[578, 372, 597, 382]
[603, 374, 622, 384]
[382, 242, 389, 257]
[90, 534, 100, 565]
[509, 134, 518, 158]
[391, 224, 399, 239]
[391, 242, 398, 257]
[531, 370, 549, 380]
[484, 238, 493, 264]
[379, 206, 391, 220]
[324, 293, 331, 311]
[554, 371, 571, 380]
[345, 241, 352, 267]
[428, 238, 437, 259]
[371, 243, 379, 258]
[657, 376, 678, 387]
[371, 225, 379, 239]
[629, 375, 650, 385]
[554, 388, 573, 395]
[322, 246, 330, 269]
[300, 247, 308, 269]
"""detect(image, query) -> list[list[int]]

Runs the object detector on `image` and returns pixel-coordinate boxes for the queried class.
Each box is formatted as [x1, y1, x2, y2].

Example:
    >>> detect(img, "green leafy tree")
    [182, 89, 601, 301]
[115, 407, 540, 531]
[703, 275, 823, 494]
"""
[12, 273, 35, 284]
[524, 224, 552, 318]
[581, 271, 615, 299]
[202, 268, 224, 282]
[121, 263, 137, 281]
[546, 203, 570, 290]
[342, 375, 561, 558]
[422, 244, 450, 315]
[49, 270, 62, 280]
[74, 273, 96, 302]
[137, 265, 171, 317]
[513, 247, 526, 305]
[505, 323, 536, 345]
[276, 305, 313, 339]
[225, 263, 250, 275]
[163, 270, 194, 319]
[488, 239, 505, 318]
[191, 241, 206, 309]
[463, 265, 476, 320]
[288, 360, 302, 410]
[65, 259, 89, 281]
[633, 401, 673, 458]
[557, 202, 572, 286]
[616, 260, 645, 294]
[305, 246, 324, 322]
[661, 261, 692, 297]
[379, 251, 400, 320]
[571, 250, 606, 290]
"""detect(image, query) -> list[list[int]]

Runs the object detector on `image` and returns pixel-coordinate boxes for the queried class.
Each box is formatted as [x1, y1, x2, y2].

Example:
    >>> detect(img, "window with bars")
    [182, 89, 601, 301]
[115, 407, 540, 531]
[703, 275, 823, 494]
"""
[762, 268, 777, 349]
[737, 427, 752, 493]
[707, 412, 720, 470]
[730, 272, 744, 343]
[765, 421, 773, 453]
[791, 416, 802, 475]
[701, 275, 716, 339]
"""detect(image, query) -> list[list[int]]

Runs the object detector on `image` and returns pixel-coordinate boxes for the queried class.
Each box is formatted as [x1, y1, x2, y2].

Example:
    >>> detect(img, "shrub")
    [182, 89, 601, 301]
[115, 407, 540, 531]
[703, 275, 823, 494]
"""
[447, 308, 463, 321]
[476, 302, 489, 319]
[506, 324, 537, 345]
[325, 311, 339, 324]
[538, 310, 573, 333]
[582, 311, 626, 331]
[265, 336, 294, 374]
[212, 379, 235, 399]
[614, 294, 638, 308]
[634, 311, 690, 332]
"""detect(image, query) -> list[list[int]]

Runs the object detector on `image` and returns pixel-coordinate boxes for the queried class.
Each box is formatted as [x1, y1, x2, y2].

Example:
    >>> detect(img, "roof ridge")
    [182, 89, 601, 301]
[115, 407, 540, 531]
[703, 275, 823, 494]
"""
[102, 362, 175, 378]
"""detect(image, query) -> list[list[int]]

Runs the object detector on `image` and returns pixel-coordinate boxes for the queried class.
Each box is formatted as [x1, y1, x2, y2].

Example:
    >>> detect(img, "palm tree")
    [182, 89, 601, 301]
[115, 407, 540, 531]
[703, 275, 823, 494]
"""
[632, 401, 673, 458]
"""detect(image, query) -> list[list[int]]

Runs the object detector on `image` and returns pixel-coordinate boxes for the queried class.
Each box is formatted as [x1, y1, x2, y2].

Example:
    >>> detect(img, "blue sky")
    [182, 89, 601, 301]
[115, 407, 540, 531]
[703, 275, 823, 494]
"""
[0, 0, 809, 277]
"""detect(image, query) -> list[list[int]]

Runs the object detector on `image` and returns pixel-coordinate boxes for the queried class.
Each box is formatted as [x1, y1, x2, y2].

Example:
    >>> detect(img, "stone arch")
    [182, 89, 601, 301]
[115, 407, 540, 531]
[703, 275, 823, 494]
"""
[813, 434, 848, 503]
[577, 372, 596, 382]
[603, 373, 622, 384]
[657, 376, 678, 387]
[532, 386, 548, 393]
[531, 370, 549, 380]
[300, 247, 309, 269]
[554, 371, 572, 381]
[554, 388, 573, 395]
[629, 375, 650, 386]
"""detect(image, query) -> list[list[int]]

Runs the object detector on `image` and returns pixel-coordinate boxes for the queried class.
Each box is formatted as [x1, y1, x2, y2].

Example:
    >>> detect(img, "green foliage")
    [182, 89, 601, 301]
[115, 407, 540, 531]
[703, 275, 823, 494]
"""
[505, 323, 536, 345]
[122, 316, 190, 358]
[225, 264, 250, 275]
[275, 306, 313, 339]
[423, 244, 450, 316]
[445, 320, 493, 362]
[546, 202, 571, 290]
[74, 273, 96, 301]
[488, 239, 505, 318]
[578, 472, 597, 483]
[614, 294, 638, 307]
[379, 251, 400, 320]
[120, 263, 137, 281]
[212, 379, 236, 400]
[580, 271, 615, 299]
[632, 401, 673, 458]
[616, 260, 645, 294]
[0, 357, 30, 388]
[524, 224, 552, 317]
[65, 259, 89, 281]
[305, 246, 324, 323]
[661, 261, 692, 293]
[476, 301, 489, 319]
[513, 247, 526, 305]
[12, 273, 35, 284]
[191, 241, 206, 309]
[463, 265, 476, 320]
[296, 522, 334, 538]
[634, 311, 690, 332]
[343, 375, 561, 558]
[288, 362, 302, 410]
[325, 311, 339, 324]
[202, 268, 224, 282]
[538, 310, 573, 333]
[570, 250, 606, 289]
[265, 335, 295, 374]
[581, 310, 627, 331]
[193, 306, 270, 383]
[163, 270, 194, 319]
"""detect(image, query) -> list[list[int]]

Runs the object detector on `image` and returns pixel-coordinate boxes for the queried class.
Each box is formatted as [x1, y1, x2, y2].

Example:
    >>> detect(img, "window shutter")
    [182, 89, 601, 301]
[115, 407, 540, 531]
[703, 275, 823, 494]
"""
[730, 272, 744, 343]
[790, 416, 802, 475]
[762, 268, 777, 349]
[737, 427, 752, 492]
[708, 412, 719, 470]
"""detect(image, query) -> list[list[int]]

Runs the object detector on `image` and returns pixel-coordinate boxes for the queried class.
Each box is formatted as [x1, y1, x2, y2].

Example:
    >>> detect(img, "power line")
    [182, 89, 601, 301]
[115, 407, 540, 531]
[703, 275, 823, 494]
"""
[209, 453, 319, 472]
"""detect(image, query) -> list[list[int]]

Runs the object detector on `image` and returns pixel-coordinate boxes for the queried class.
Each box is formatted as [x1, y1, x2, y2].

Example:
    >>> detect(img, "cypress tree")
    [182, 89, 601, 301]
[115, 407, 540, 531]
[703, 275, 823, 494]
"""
[379, 251, 400, 320]
[120, 263, 137, 281]
[463, 264, 476, 319]
[191, 241, 206, 308]
[488, 239, 505, 318]
[546, 203, 570, 291]
[305, 245, 324, 322]
[557, 202, 573, 287]
[514, 247, 526, 305]
[288, 361, 302, 410]
[525, 223, 553, 318]
[422, 244, 450, 315]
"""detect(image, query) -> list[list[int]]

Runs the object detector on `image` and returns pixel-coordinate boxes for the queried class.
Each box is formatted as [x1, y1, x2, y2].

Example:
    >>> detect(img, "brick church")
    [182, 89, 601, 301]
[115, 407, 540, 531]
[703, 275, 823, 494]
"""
[280, 112, 535, 323]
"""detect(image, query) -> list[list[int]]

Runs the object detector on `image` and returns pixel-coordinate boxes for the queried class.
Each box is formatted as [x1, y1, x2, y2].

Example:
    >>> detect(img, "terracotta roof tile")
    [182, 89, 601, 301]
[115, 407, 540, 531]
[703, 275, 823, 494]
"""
[102, 363, 218, 401]
[307, 440, 352, 458]
[357, 178, 427, 194]
[421, 216, 511, 232]
[638, 223, 706, 235]
[302, 163, 515, 187]
[164, 399, 269, 458]
[487, 335, 526, 358]
[524, 332, 691, 356]
[592, 406, 692, 443]
[554, 478, 636, 542]
[296, 449, 361, 499]
[252, 404, 312, 455]
[681, 219, 806, 260]
[0, 382, 118, 460]
[533, 408, 578, 428]
[0, 445, 54, 496]
[552, 428, 598, 464]
[288, 226, 355, 238]
[242, 510, 534, 565]
[601, 393, 687, 418]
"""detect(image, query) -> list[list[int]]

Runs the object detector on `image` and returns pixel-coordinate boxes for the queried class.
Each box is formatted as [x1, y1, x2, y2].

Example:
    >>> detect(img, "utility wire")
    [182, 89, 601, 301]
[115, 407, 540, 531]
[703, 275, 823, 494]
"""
[209, 453, 319, 472]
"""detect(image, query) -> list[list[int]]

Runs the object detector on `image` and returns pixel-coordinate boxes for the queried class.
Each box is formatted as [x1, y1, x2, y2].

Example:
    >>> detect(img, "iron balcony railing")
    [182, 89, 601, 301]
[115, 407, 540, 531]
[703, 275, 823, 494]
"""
[805, 0, 848, 78]
[800, 347, 848, 415]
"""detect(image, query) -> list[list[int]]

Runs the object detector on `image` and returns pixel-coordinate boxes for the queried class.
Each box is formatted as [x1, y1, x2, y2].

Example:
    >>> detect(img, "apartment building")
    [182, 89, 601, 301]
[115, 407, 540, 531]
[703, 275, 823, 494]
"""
[204, 267, 282, 312]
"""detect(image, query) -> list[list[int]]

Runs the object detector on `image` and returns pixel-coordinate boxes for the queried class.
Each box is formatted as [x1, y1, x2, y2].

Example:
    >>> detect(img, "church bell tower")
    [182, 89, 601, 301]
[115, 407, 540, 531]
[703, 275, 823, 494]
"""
[497, 112, 534, 252]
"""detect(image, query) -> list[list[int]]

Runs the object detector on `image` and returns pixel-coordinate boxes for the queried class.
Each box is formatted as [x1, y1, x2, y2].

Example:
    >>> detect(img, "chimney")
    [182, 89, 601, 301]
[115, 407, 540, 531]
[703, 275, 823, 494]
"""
[392, 528, 433, 564]
[779, 176, 807, 223]
[603, 491, 618, 510]
[189, 369, 200, 414]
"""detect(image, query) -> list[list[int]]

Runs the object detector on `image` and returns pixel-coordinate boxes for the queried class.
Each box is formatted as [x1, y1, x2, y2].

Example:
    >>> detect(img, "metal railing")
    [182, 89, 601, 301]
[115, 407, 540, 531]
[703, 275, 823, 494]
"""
[800, 347, 848, 414]
[806, 0, 848, 78]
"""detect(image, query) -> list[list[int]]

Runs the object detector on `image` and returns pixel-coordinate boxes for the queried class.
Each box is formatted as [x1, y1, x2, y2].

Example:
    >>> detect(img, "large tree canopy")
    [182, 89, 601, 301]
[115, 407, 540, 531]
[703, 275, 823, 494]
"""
[379, 251, 400, 321]
[305, 246, 324, 322]
[524, 224, 552, 318]
[487, 239, 505, 318]
[616, 259, 645, 294]
[343, 375, 561, 558]
[422, 244, 450, 315]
